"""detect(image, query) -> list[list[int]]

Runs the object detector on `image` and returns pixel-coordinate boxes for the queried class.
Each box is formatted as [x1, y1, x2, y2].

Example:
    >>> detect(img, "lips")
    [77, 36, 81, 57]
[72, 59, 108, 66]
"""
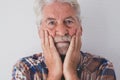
[55, 41, 70, 44]
[54, 35, 71, 44]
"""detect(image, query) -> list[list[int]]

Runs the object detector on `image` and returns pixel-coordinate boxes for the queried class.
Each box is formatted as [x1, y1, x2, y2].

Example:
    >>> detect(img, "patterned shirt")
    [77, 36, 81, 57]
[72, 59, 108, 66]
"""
[12, 51, 116, 80]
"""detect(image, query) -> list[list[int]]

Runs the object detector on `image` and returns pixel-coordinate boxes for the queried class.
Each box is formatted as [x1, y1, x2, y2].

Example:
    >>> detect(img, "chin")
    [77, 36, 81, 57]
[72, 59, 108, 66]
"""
[59, 50, 67, 55]
[55, 43, 69, 55]
[57, 47, 68, 55]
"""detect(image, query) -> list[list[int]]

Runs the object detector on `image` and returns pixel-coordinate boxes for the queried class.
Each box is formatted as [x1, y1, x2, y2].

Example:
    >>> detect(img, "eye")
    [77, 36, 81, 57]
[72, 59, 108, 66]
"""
[48, 21, 55, 25]
[46, 20, 56, 29]
[64, 19, 73, 26]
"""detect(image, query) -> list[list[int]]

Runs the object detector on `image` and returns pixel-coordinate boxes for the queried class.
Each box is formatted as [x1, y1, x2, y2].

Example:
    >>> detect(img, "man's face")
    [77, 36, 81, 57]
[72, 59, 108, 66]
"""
[39, 2, 82, 55]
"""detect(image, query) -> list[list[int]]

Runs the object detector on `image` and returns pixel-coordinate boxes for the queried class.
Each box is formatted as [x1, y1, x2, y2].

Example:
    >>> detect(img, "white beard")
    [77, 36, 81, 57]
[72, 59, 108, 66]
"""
[55, 42, 70, 55]
[53, 34, 71, 55]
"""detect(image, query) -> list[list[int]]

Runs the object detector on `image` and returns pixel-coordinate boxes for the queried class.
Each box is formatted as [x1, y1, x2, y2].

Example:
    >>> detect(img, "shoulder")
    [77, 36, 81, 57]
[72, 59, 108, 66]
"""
[13, 52, 45, 72]
[79, 52, 116, 79]
[12, 53, 46, 80]
[80, 51, 114, 73]
[81, 51, 111, 64]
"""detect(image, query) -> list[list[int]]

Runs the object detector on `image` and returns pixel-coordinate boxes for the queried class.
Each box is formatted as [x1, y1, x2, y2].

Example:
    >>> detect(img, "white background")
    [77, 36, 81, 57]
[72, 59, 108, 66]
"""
[0, 0, 120, 80]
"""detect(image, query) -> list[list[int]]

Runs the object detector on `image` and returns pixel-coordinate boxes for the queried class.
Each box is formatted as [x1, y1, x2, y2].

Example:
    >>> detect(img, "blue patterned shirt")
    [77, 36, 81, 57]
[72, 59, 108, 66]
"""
[12, 51, 116, 80]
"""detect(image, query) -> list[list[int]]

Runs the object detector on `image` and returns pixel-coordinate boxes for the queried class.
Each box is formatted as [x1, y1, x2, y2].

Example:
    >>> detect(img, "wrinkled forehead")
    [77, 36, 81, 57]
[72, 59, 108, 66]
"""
[42, 2, 77, 21]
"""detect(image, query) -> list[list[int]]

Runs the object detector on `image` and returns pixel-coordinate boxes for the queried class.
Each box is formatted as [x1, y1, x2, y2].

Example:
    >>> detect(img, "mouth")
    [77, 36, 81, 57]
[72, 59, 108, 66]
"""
[55, 41, 70, 44]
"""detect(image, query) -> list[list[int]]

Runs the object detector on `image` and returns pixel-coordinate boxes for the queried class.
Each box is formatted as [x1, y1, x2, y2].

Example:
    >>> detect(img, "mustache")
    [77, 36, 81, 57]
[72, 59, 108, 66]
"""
[53, 35, 72, 43]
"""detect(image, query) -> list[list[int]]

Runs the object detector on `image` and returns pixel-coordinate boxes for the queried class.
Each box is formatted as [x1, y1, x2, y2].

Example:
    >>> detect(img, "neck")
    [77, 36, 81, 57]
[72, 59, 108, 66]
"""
[60, 55, 65, 63]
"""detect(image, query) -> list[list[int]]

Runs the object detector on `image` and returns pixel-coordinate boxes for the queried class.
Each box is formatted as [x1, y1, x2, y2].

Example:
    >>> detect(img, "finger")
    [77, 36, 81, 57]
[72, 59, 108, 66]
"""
[65, 36, 75, 63]
[49, 35, 60, 58]
[76, 27, 80, 37]
[49, 35, 57, 50]
[44, 30, 51, 59]
[76, 27, 81, 51]
[40, 30, 48, 59]
[40, 29, 45, 49]
[45, 30, 49, 46]
[67, 35, 76, 55]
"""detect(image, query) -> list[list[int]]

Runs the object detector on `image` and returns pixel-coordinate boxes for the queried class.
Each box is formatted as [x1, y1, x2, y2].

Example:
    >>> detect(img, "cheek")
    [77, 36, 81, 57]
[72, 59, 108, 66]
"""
[49, 30, 55, 37]
[41, 25, 56, 37]
[45, 28, 56, 37]
[68, 28, 77, 36]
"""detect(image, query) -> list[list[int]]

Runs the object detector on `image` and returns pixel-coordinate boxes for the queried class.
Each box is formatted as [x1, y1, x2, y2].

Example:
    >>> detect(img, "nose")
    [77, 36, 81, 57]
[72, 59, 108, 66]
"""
[55, 23, 68, 36]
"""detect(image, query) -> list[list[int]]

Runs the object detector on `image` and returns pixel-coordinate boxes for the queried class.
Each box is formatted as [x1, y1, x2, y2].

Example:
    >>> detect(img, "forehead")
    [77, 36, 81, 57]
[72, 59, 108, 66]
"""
[42, 2, 76, 20]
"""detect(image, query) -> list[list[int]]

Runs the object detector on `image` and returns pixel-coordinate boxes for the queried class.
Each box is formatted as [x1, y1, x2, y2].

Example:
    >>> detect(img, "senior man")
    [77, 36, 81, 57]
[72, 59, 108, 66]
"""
[12, 0, 116, 80]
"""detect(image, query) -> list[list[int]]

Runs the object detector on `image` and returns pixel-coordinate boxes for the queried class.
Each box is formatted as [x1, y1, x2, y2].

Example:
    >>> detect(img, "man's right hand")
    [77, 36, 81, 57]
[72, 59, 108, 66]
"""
[39, 29, 62, 80]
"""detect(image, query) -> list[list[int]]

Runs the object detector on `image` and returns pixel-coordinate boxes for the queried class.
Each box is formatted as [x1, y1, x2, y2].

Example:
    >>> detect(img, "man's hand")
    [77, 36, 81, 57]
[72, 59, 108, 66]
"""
[39, 29, 62, 80]
[63, 27, 82, 80]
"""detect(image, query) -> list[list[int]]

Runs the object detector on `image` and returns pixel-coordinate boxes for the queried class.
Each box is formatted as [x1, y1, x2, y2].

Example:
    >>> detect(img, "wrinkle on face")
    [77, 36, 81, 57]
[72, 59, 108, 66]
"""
[39, 2, 82, 55]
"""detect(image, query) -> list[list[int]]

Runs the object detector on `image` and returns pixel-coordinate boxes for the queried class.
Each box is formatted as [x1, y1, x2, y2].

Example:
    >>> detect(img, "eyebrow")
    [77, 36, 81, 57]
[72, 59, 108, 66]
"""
[64, 16, 76, 21]
[46, 18, 56, 22]
[45, 16, 76, 22]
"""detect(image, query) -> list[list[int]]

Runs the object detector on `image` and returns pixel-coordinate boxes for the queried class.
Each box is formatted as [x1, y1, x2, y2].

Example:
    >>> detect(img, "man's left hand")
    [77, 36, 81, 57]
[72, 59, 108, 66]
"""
[63, 27, 82, 80]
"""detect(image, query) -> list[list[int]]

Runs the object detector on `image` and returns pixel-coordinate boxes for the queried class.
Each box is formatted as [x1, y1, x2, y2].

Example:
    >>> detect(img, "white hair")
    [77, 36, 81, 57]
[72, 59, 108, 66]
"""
[33, 0, 81, 27]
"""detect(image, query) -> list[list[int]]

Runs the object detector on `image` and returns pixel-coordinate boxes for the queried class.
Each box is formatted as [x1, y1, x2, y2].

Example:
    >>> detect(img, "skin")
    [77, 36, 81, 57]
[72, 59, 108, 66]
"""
[38, 2, 82, 80]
